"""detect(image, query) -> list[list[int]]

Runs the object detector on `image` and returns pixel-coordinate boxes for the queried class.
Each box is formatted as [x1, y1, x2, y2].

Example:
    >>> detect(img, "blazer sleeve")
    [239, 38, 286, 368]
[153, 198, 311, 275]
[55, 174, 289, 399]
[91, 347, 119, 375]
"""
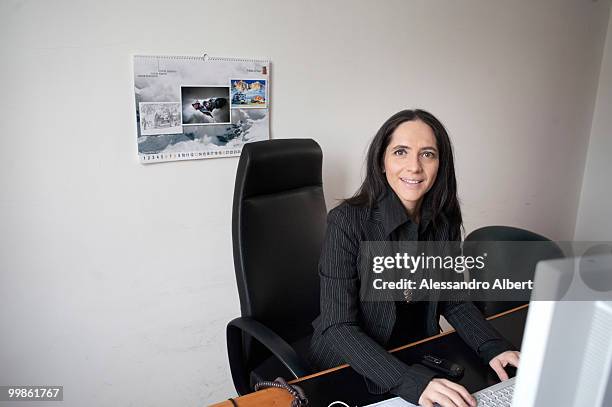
[317, 206, 436, 404]
[440, 300, 516, 363]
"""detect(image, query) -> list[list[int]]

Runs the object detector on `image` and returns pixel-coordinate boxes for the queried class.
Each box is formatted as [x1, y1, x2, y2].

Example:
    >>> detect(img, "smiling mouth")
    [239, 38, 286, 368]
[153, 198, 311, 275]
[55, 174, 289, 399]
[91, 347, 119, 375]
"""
[400, 178, 424, 185]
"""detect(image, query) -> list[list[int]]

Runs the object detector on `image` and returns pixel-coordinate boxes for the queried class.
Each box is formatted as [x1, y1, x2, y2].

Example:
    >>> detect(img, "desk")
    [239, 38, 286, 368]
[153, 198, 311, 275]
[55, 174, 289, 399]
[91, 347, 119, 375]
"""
[210, 304, 528, 407]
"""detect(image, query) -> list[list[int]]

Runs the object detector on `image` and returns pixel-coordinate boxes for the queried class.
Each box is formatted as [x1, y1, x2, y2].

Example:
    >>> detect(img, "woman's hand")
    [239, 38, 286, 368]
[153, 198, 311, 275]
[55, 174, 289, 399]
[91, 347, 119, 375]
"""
[489, 350, 520, 381]
[418, 378, 476, 407]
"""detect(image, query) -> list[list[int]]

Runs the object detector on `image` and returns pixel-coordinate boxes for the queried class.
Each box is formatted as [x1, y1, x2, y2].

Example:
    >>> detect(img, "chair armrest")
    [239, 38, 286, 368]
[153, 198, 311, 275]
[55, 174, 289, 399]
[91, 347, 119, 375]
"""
[226, 316, 310, 395]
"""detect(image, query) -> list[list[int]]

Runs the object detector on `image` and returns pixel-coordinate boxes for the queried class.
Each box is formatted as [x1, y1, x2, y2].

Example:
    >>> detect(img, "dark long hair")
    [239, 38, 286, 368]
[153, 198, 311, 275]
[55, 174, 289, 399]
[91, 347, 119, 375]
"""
[345, 109, 463, 240]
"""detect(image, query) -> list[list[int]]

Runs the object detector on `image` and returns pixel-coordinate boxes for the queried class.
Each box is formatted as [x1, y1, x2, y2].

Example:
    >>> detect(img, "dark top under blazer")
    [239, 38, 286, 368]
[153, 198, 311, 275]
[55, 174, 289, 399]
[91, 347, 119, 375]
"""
[308, 191, 514, 404]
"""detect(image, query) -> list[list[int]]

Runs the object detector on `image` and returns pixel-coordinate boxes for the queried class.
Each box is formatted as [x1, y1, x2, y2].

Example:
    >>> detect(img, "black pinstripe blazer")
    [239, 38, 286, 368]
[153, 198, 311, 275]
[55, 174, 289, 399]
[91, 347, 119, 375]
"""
[308, 192, 514, 404]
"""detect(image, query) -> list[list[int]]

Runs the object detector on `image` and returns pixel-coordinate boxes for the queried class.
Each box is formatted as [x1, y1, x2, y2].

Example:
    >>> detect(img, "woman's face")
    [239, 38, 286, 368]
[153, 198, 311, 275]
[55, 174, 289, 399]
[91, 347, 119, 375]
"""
[383, 120, 439, 214]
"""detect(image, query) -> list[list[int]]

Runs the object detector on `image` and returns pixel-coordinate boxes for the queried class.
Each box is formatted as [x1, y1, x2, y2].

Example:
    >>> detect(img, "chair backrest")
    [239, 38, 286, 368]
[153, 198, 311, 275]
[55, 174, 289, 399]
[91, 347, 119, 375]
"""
[464, 226, 564, 317]
[232, 139, 327, 343]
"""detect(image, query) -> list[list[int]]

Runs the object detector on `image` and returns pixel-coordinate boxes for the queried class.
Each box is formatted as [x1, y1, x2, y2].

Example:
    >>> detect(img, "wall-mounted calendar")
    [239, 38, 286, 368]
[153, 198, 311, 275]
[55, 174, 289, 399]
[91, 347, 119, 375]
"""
[133, 55, 270, 164]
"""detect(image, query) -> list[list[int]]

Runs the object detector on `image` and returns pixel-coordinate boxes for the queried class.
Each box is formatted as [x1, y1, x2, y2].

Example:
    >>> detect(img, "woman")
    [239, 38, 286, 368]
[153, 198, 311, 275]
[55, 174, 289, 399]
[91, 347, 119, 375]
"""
[308, 109, 520, 407]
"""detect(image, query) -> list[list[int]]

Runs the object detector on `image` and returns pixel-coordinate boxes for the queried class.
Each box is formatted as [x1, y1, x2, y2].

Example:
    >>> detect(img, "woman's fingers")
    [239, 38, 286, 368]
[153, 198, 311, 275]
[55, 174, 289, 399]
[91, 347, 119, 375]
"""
[419, 399, 434, 407]
[429, 391, 458, 407]
[441, 380, 476, 406]
[507, 351, 520, 368]
[435, 387, 470, 407]
[489, 350, 522, 381]
[420, 378, 479, 407]
[490, 357, 510, 381]
[427, 379, 476, 407]
[423, 351, 523, 405]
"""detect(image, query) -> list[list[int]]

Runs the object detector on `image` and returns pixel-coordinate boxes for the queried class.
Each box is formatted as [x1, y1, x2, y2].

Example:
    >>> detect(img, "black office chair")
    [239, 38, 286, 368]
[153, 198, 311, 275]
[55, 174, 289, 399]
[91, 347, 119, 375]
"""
[226, 139, 327, 395]
[463, 226, 564, 317]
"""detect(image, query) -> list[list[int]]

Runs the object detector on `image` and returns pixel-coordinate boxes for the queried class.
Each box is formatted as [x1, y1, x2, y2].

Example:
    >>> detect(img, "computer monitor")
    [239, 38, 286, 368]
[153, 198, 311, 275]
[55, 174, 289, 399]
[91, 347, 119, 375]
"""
[512, 255, 612, 407]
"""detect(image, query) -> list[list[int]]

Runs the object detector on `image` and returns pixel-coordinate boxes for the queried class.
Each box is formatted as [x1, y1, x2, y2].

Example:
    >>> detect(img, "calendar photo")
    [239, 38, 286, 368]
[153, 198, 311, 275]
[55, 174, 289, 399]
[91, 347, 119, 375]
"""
[133, 55, 271, 163]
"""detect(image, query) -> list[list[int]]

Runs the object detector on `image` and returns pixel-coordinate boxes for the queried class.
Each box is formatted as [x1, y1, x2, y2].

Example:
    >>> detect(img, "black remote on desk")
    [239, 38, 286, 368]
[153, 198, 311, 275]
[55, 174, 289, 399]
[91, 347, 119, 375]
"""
[421, 354, 465, 379]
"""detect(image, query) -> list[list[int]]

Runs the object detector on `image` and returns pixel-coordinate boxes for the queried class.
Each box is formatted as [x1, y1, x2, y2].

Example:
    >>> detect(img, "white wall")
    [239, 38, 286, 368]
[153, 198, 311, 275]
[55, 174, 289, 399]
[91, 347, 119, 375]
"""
[575, 9, 612, 241]
[0, 1, 609, 406]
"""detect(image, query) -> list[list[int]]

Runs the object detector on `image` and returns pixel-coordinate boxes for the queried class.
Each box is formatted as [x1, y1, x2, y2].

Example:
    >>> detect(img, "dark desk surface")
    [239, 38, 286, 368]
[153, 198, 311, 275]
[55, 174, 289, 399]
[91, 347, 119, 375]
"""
[210, 304, 528, 407]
